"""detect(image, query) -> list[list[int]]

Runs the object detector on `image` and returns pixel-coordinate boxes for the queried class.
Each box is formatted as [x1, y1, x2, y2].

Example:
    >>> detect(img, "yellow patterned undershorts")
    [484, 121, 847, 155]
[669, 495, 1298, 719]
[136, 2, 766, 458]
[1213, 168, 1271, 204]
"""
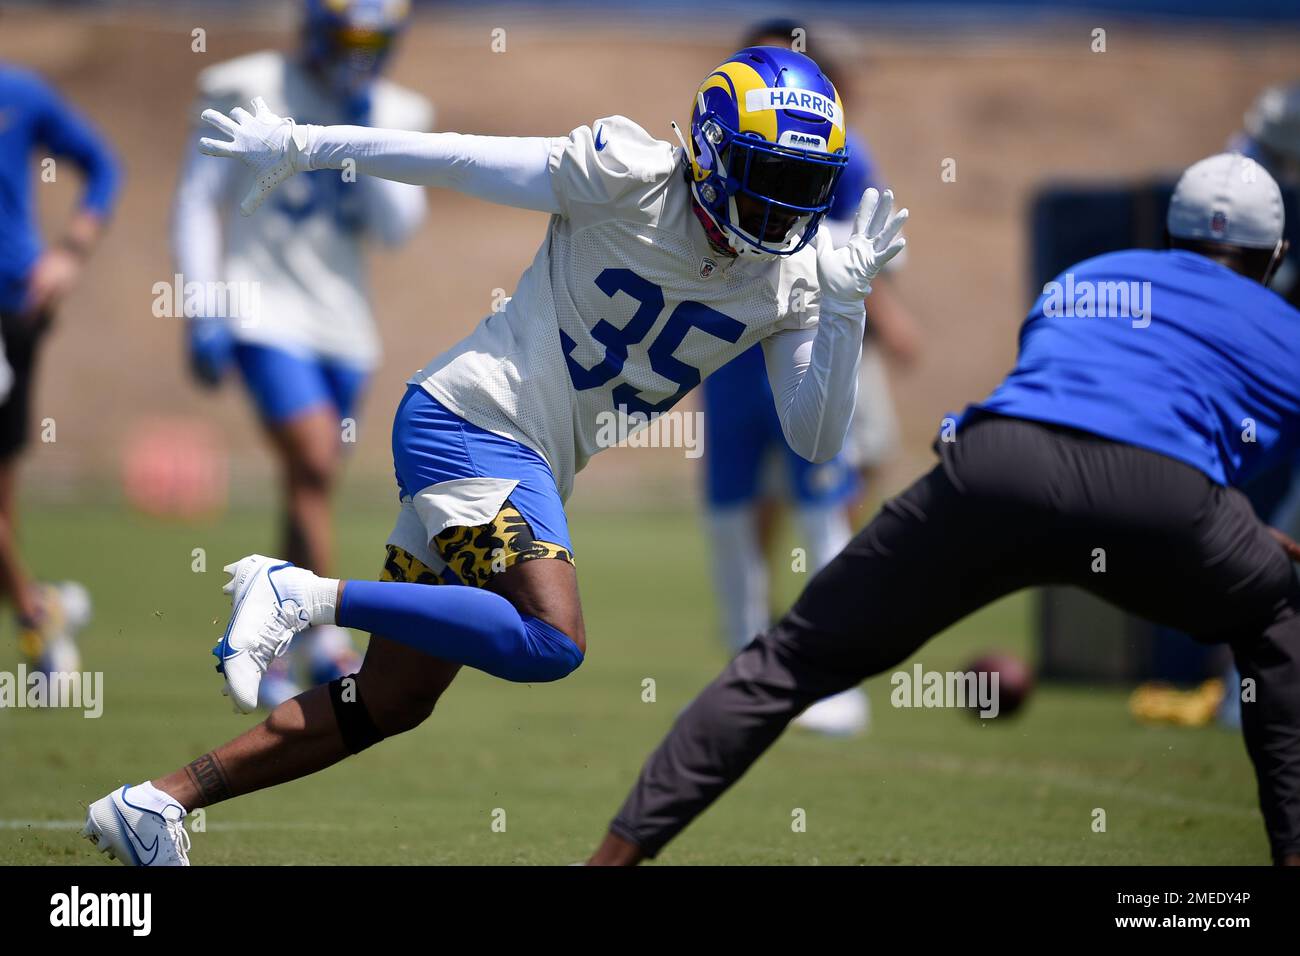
[380, 497, 574, 588]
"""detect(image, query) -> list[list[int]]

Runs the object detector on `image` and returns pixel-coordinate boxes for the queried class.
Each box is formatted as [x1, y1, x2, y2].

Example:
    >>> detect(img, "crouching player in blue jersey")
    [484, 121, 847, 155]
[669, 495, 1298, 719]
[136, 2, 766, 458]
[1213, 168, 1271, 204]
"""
[700, 20, 922, 737]
[81, 47, 908, 864]
[171, 0, 431, 707]
[0, 63, 117, 674]
[590, 153, 1300, 866]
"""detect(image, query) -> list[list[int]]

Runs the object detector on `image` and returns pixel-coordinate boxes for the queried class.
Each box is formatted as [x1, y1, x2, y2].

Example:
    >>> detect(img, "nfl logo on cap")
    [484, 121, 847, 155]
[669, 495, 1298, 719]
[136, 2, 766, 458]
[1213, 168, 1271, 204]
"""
[1167, 152, 1285, 250]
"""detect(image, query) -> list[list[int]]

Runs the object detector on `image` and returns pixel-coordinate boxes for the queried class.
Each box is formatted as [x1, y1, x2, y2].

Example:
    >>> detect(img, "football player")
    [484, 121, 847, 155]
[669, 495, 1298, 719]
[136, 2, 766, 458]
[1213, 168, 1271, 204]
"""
[84, 46, 906, 864]
[171, 0, 431, 706]
[0, 62, 117, 674]
[699, 20, 923, 737]
[1236, 82, 1300, 304]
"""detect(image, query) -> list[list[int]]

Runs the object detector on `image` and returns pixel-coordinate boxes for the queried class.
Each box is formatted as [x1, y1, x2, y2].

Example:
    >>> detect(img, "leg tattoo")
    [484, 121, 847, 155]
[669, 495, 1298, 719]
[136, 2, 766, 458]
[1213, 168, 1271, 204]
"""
[184, 752, 233, 808]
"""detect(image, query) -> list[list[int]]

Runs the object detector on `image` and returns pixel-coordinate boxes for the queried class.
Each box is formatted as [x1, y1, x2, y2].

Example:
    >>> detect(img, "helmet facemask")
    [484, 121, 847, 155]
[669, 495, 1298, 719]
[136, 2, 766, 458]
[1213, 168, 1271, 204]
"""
[302, 0, 408, 98]
[311, 24, 397, 94]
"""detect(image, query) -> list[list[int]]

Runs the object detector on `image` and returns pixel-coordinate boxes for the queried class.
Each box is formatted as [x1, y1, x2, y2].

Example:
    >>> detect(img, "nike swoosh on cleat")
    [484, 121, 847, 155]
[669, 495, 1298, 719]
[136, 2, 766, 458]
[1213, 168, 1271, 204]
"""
[216, 562, 266, 657]
[112, 789, 159, 866]
[594, 126, 607, 151]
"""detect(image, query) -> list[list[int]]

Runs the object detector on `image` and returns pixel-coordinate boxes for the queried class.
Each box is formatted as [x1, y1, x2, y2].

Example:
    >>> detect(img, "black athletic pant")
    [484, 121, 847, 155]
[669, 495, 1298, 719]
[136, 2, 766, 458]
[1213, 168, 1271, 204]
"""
[611, 413, 1300, 862]
[0, 309, 52, 459]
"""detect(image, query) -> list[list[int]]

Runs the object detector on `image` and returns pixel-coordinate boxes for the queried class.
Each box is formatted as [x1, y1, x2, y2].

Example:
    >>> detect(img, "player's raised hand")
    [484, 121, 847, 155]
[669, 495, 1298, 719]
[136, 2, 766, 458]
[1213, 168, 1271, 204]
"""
[198, 97, 309, 216]
[814, 187, 908, 309]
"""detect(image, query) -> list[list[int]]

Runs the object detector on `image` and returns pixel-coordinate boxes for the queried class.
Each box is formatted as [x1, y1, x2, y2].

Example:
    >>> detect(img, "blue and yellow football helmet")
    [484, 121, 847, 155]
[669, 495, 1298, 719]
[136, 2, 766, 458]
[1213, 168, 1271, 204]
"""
[687, 46, 850, 257]
[302, 0, 411, 93]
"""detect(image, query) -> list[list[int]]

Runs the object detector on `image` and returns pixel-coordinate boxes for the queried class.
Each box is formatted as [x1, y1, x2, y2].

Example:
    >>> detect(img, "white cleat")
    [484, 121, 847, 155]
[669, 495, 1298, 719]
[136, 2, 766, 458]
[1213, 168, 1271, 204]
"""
[47, 581, 93, 673]
[793, 687, 871, 737]
[57, 580, 94, 632]
[83, 786, 191, 866]
[213, 554, 314, 714]
[19, 580, 92, 675]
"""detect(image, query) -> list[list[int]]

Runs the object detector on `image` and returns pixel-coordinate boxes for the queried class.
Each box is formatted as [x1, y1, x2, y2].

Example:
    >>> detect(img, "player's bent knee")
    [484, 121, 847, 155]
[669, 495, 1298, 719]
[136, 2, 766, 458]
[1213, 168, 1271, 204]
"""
[327, 675, 389, 753]
[507, 615, 584, 683]
[369, 691, 438, 737]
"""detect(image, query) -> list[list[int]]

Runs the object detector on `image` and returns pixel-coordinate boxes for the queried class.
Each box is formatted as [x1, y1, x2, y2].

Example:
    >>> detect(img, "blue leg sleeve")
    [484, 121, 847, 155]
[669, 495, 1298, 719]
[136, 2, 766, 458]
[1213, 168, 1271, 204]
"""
[337, 580, 583, 683]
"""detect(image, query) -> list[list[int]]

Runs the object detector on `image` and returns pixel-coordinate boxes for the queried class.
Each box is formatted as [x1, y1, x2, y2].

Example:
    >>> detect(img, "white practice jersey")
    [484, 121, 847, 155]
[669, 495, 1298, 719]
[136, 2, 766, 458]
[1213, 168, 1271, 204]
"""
[173, 51, 432, 368]
[414, 116, 828, 501]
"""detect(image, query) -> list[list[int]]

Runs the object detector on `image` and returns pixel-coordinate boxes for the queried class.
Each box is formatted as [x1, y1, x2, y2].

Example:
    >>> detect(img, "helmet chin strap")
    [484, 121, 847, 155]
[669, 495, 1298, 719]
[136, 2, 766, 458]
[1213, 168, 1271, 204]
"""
[690, 196, 739, 258]
[675, 155, 738, 259]
[673, 120, 788, 261]
[669, 120, 690, 153]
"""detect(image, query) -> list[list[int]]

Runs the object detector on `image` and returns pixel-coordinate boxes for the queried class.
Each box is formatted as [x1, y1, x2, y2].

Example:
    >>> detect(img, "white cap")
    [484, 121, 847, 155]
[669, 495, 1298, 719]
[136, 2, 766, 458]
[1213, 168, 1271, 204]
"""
[1166, 152, 1285, 250]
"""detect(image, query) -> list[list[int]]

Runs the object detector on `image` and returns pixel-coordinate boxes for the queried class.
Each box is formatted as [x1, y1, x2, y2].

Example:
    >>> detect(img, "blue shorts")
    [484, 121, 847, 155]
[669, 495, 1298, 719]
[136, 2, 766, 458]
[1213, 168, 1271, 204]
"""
[702, 345, 859, 509]
[386, 384, 573, 587]
[234, 342, 369, 425]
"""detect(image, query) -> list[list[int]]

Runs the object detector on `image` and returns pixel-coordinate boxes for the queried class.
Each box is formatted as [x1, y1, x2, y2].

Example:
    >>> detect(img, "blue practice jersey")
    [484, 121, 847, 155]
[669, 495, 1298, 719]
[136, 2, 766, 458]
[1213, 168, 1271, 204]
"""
[0, 64, 120, 312]
[827, 130, 879, 224]
[964, 248, 1300, 487]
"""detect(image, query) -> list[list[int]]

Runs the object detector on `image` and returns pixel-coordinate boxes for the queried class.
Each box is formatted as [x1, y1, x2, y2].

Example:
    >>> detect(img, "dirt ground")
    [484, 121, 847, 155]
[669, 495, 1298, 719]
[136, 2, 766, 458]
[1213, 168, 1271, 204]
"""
[1, 6, 1296, 505]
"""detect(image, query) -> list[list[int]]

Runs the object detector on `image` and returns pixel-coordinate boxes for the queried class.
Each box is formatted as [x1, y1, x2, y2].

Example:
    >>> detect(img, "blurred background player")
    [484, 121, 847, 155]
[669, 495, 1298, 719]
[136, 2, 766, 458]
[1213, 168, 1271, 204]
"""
[1210, 80, 1300, 728]
[0, 61, 115, 673]
[1234, 81, 1300, 562]
[698, 20, 922, 736]
[171, 0, 431, 707]
[1235, 81, 1300, 306]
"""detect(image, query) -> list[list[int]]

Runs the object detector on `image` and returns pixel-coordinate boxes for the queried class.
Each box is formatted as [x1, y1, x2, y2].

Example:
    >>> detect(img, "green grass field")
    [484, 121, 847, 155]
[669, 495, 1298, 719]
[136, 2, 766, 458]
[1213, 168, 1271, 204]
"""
[0, 499, 1269, 864]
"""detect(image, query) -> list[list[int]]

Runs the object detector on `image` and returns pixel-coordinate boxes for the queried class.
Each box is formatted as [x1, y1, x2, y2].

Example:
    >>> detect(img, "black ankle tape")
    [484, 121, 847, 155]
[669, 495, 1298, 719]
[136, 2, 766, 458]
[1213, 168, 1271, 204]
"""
[328, 675, 385, 754]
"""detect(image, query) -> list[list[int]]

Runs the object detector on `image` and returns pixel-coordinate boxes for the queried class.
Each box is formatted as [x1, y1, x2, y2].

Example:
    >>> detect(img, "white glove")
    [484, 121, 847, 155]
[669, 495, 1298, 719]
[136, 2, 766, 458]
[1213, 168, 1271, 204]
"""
[814, 187, 908, 312]
[197, 97, 312, 216]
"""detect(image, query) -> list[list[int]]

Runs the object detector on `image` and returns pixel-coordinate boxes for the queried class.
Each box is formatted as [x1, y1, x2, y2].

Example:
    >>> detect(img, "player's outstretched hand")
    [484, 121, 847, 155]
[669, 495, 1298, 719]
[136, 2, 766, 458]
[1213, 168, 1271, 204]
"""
[815, 187, 908, 311]
[198, 97, 309, 216]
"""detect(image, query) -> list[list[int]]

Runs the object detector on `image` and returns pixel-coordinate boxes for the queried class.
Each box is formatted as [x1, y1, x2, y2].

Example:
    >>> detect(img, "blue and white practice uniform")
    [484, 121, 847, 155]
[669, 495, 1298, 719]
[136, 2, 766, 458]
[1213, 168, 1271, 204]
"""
[172, 51, 431, 423]
[194, 45, 885, 697]
[232, 47, 875, 601]
[267, 115, 869, 587]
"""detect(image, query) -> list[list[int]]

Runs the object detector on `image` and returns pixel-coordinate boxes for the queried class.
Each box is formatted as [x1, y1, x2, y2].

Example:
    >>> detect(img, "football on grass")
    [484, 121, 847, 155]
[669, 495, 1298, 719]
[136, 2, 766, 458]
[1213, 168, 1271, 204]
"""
[964, 651, 1034, 718]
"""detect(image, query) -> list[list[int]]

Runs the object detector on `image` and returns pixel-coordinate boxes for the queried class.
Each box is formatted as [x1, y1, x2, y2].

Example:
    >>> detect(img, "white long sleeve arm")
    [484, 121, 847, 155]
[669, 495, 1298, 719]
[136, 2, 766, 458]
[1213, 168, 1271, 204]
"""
[762, 305, 866, 464]
[302, 125, 562, 214]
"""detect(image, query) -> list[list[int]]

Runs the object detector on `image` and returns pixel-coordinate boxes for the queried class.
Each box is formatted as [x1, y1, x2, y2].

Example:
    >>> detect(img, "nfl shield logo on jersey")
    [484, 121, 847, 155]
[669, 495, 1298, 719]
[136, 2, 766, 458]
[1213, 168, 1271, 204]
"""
[699, 256, 717, 279]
